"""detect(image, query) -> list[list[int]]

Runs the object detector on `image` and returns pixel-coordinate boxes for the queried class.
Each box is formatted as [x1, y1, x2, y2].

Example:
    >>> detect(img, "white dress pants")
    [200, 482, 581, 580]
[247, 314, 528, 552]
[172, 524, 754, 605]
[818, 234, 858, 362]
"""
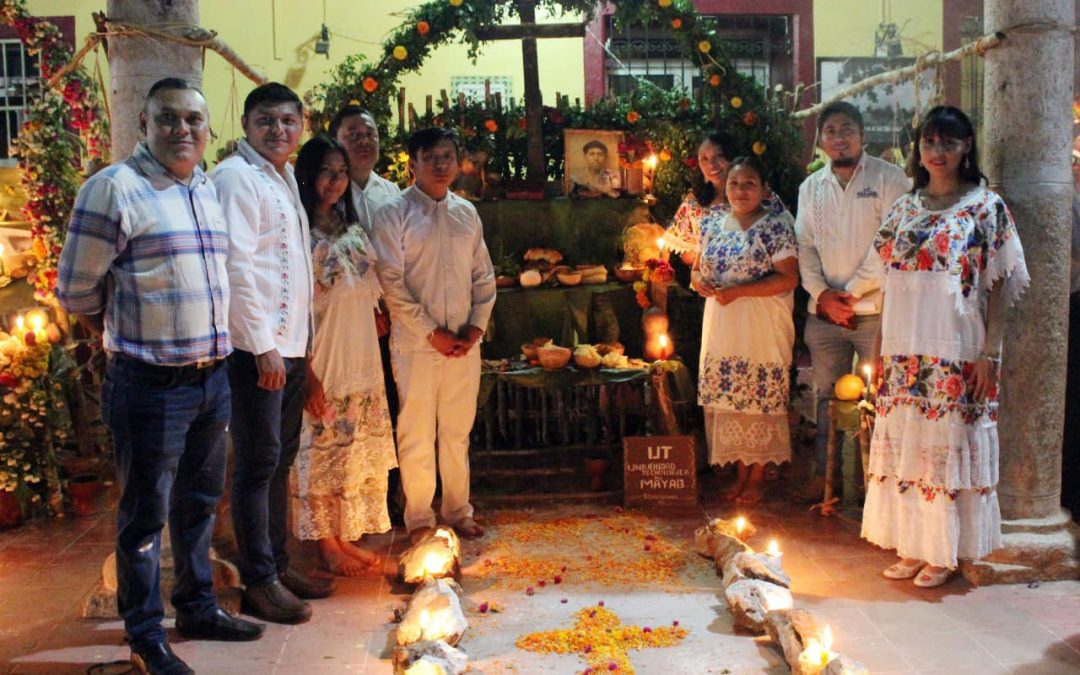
[392, 347, 480, 532]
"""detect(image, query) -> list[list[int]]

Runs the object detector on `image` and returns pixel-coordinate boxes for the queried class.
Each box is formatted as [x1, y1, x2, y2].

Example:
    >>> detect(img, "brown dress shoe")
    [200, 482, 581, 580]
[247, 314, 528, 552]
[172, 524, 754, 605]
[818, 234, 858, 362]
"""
[280, 566, 336, 600]
[241, 579, 312, 624]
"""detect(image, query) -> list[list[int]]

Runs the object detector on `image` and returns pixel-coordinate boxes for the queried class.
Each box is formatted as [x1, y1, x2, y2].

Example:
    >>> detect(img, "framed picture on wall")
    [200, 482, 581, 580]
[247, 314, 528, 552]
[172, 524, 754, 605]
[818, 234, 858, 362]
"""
[563, 129, 624, 198]
[816, 57, 936, 152]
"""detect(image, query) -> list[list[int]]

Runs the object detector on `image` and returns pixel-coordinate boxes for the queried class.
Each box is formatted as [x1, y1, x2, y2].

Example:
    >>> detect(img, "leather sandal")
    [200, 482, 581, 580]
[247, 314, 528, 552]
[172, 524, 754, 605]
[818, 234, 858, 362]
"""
[913, 566, 953, 588]
[882, 559, 925, 579]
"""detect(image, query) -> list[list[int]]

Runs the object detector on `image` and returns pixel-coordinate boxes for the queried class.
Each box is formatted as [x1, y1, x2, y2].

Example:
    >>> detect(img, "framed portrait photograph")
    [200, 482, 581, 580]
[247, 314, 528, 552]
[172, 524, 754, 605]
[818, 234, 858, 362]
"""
[563, 129, 624, 198]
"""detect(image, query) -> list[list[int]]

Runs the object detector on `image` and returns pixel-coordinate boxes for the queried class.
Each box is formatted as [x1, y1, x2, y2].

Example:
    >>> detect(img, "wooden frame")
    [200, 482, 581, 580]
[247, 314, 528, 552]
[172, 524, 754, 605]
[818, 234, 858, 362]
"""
[563, 129, 624, 198]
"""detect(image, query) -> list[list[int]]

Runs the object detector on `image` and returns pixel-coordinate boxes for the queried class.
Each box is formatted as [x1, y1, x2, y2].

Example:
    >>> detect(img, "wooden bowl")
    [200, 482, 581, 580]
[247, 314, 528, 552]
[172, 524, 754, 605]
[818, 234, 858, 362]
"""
[614, 266, 644, 283]
[537, 345, 572, 371]
[556, 272, 583, 286]
[521, 338, 552, 361]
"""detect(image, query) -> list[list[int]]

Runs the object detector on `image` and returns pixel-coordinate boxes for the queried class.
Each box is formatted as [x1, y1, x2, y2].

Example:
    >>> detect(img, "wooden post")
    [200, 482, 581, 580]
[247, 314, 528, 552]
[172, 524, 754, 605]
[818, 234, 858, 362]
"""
[407, 103, 417, 130]
[484, 78, 491, 106]
[495, 92, 502, 111]
[425, 94, 433, 115]
[518, 0, 545, 181]
[397, 87, 406, 134]
[440, 88, 449, 111]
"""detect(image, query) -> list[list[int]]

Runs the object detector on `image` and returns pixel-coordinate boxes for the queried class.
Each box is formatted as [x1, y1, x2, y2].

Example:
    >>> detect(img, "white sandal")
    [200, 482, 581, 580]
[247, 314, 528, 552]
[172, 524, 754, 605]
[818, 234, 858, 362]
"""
[882, 559, 925, 579]
[913, 566, 953, 588]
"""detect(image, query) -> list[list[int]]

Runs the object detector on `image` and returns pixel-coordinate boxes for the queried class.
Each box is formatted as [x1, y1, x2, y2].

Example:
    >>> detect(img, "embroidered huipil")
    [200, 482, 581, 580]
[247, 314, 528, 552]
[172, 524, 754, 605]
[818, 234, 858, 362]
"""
[663, 190, 787, 256]
[696, 209, 797, 466]
[212, 140, 313, 358]
[293, 224, 396, 541]
[861, 186, 1029, 568]
[56, 143, 230, 366]
[370, 186, 496, 354]
[794, 153, 910, 314]
[349, 172, 401, 236]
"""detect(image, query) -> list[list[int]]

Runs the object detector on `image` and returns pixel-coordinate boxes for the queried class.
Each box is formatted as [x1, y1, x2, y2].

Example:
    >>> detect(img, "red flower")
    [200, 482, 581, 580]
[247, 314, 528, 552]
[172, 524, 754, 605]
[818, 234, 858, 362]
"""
[916, 248, 934, 270]
[0, 372, 17, 388]
[682, 157, 698, 169]
[943, 373, 965, 400]
[879, 240, 893, 263]
[934, 232, 951, 256]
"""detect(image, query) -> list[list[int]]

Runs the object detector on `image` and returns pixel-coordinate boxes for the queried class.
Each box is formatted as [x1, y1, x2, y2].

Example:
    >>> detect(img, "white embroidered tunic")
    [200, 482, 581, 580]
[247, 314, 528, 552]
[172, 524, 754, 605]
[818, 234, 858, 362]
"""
[697, 209, 798, 467]
[861, 186, 1029, 568]
[213, 140, 312, 357]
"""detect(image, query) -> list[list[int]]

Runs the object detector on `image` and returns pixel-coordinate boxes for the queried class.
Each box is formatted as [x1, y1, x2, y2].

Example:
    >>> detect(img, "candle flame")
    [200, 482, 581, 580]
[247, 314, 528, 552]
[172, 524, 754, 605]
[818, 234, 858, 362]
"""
[767, 539, 779, 556]
[863, 364, 872, 377]
[15, 315, 23, 330]
[735, 516, 746, 532]
[656, 236, 666, 252]
[823, 624, 833, 651]
[30, 315, 44, 331]
[644, 154, 658, 170]
[658, 334, 669, 348]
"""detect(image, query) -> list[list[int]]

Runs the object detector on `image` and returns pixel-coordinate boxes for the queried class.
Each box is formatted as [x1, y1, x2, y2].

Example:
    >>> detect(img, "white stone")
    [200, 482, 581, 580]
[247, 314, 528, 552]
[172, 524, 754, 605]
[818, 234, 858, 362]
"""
[721, 551, 791, 589]
[765, 609, 825, 669]
[393, 639, 468, 675]
[724, 579, 793, 634]
[397, 579, 469, 646]
[822, 655, 870, 675]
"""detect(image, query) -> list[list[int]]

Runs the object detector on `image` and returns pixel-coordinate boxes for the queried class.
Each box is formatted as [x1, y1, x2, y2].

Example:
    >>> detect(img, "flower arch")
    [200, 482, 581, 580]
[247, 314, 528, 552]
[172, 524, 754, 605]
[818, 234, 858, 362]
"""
[309, 0, 806, 215]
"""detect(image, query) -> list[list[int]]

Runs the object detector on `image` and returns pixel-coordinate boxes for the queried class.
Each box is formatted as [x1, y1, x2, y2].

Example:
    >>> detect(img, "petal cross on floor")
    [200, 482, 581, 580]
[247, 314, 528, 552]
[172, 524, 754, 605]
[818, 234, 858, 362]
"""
[516, 603, 688, 674]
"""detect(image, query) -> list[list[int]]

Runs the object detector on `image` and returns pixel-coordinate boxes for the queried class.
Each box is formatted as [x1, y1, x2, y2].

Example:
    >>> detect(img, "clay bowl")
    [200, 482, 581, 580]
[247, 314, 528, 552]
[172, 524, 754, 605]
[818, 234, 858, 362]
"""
[521, 338, 552, 361]
[614, 266, 644, 283]
[556, 272, 583, 286]
[537, 345, 572, 371]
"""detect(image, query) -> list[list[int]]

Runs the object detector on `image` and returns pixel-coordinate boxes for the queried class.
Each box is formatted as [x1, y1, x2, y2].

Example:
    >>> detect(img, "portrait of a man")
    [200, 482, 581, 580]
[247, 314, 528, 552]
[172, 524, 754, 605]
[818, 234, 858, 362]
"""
[564, 130, 623, 198]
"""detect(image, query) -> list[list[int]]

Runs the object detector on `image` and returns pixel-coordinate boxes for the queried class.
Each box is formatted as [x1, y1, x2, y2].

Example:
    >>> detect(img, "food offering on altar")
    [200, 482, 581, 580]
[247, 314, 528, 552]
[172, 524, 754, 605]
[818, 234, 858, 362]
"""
[621, 222, 667, 268]
[575, 263, 607, 285]
[536, 343, 572, 371]
[515, 339, 638, 372]
[494, 255, 520, 288]
[572, 344, 601, 369]
[522, 247, 563, 278]
[520, 337, 553, 365]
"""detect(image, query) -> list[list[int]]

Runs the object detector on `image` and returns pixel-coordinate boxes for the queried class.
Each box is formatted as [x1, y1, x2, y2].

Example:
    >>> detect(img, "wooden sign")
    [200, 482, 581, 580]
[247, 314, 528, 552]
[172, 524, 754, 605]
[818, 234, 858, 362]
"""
[623, 435, 697, 509]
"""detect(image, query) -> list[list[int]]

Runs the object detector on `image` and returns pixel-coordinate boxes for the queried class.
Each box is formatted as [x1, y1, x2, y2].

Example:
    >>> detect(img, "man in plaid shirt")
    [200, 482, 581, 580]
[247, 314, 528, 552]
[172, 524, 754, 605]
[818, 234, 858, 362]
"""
[57, 78, 263, 675]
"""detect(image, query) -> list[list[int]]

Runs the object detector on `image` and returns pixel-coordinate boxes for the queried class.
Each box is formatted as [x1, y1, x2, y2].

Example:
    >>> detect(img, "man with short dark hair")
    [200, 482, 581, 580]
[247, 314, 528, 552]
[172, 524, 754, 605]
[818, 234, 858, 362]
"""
[57, 77, 263, 675]
[213, 82, 332, 625]
[794, 100, 910, 495]
[372, 128, 496, 543]
[571, 139, 620, 197]
[330, 105, 400, 234]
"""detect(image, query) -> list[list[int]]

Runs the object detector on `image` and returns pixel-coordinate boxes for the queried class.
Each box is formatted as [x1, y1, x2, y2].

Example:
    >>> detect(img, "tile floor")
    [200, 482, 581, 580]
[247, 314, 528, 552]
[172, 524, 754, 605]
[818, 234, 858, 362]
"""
[1, 476, 1078, 675]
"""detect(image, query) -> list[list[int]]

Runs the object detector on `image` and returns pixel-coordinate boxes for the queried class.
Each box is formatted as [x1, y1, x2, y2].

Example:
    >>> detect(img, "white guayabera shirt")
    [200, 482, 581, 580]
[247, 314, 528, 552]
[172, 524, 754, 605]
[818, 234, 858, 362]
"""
[794, 152, 911, 316]
[349, 172, 401, 236]
[371, 186, 496, 355]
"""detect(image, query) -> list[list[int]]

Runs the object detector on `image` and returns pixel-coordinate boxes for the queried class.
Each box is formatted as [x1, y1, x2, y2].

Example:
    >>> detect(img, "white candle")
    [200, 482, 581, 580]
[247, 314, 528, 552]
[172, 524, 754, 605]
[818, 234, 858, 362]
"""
[863, 364, 872, 392]
[765, 539, 783, 569]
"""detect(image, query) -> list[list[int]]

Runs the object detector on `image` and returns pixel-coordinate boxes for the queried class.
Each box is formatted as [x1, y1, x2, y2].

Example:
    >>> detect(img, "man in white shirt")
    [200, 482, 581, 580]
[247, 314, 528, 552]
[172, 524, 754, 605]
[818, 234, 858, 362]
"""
[794, 101, 910, 492]
[213, 83, 331, 625]
[329, 105, 401, 235]
[372, 128, 496, 543]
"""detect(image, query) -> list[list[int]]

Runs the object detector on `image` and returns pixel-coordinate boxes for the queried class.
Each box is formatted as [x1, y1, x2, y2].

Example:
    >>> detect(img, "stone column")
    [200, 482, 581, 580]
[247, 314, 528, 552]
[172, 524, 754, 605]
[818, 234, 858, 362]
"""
[962, 0, 1080, 585]
[107, 0, 202, 160]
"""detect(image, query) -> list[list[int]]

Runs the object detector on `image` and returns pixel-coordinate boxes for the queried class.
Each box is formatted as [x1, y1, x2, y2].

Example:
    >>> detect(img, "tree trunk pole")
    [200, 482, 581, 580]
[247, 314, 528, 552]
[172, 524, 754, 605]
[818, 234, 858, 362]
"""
[518, 0, 545, 182]
[106, 0, 202, 160]
[962, 0, 1079, 585]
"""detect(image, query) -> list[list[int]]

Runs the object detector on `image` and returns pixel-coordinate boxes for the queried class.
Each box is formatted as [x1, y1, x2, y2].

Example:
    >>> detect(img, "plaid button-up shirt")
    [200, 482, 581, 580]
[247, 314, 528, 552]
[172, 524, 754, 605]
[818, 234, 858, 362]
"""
[57, 143, 231, 365]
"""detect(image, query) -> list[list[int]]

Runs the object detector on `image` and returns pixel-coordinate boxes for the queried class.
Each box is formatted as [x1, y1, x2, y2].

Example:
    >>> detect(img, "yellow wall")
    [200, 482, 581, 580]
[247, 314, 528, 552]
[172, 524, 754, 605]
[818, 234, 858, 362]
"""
[814, 0, 943, 58]
[28, 0, 585, 158]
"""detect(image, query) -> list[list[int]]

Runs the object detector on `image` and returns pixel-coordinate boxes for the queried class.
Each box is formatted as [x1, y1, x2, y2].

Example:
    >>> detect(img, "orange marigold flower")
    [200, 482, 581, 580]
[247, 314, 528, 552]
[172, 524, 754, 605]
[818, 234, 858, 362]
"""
[708, 74, 721, 87]
[742, 111, 758, 126]
[671, 18, 683, 30]
[416, 20, 430, 36]
[626, 110, 641, 123]
[698, 40, 712, 53]
[730, 96, 743, 108]
[658, 148, 672, 162]
[752, 140, 767, 155]
[484, 119, 498, 133]
[392, 45, 408, 60]
[362, 77, 379, 93]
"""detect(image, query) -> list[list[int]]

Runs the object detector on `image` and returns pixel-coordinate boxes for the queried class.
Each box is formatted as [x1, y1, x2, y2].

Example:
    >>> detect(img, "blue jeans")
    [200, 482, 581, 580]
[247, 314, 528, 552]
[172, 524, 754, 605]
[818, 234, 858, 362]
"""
[228, 350, 307, 586]
[102, 353, 230, 650]
[804, 314, 881, 477]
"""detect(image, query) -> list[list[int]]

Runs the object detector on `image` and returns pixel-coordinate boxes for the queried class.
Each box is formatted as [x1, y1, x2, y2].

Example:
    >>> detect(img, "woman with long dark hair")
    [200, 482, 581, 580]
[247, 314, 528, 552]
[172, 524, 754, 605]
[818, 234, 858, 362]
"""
[863, 106, 1029, 587]
[291, 135, 396, 576]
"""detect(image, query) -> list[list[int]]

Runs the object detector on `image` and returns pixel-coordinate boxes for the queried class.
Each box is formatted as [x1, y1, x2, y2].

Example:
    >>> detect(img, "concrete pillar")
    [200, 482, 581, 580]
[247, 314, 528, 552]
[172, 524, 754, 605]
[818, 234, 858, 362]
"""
[962, 0, 1080, 585]
[107, 0, 202, 160]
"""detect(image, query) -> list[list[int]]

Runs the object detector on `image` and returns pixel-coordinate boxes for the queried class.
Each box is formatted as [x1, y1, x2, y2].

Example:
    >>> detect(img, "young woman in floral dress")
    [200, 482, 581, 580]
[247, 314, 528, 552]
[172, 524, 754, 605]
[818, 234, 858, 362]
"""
[862, 106, 1029, 587]
[664, 132, 786, 266]
[692, 156, 799, 504]
[292, 136, 397, 576]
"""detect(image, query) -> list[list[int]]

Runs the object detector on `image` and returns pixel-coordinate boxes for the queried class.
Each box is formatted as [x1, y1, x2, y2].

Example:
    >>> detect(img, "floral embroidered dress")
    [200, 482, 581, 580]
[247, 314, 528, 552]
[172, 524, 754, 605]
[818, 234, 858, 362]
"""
[861, 187, 1029, 568]
[663, 190, 786, 256]
[697, 209, 797, 466]
[292, 224, 397, 541]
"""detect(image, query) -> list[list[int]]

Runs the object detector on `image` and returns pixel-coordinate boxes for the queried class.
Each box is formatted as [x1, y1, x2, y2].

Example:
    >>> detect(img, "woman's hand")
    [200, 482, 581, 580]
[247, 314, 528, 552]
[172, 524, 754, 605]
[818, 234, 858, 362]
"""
[712, 285, 741, 305]
[305, 371, 332, 420]
[967, 355, 998, 402]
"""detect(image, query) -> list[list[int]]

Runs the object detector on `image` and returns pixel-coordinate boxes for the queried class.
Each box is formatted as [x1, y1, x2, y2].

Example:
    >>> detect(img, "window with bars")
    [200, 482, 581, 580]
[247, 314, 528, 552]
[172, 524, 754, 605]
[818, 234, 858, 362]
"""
[604, 14, 793, 97]
[0, 38, 40, 165]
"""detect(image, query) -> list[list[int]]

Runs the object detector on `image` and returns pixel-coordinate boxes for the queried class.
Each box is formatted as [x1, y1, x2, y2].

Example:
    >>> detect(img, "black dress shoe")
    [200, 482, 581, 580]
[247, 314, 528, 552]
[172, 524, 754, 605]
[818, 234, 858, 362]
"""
[242, 579, 312, 624]
[279, 566, 336, 600]
[176, 608, 265, 642]
[130, 642, 194, 675]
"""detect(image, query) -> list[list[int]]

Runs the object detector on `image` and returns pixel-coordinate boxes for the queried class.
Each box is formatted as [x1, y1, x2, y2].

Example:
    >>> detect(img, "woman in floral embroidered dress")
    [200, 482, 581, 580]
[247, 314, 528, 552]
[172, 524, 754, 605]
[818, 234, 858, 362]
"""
[863, 106, 1029, 588]
[664, 132, 785, 265]
[292, 136, 397, 576]
[692, 156, 799, 504]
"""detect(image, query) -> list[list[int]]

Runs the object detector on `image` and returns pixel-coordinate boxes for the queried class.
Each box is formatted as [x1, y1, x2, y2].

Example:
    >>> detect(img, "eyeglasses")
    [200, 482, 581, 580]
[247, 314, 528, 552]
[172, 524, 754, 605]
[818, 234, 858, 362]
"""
[919, 137, 966, 153]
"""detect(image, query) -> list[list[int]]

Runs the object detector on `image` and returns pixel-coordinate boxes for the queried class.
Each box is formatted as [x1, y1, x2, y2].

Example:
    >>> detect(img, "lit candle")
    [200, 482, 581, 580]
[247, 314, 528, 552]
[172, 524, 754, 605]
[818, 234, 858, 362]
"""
[796, 625, 835, 675]
[14, 315, 24, 338]
[735, 516, 746, 540]
[27, 310, 46, 339]
[765, 539, 783, 569]
[657, 333, 673, 360]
